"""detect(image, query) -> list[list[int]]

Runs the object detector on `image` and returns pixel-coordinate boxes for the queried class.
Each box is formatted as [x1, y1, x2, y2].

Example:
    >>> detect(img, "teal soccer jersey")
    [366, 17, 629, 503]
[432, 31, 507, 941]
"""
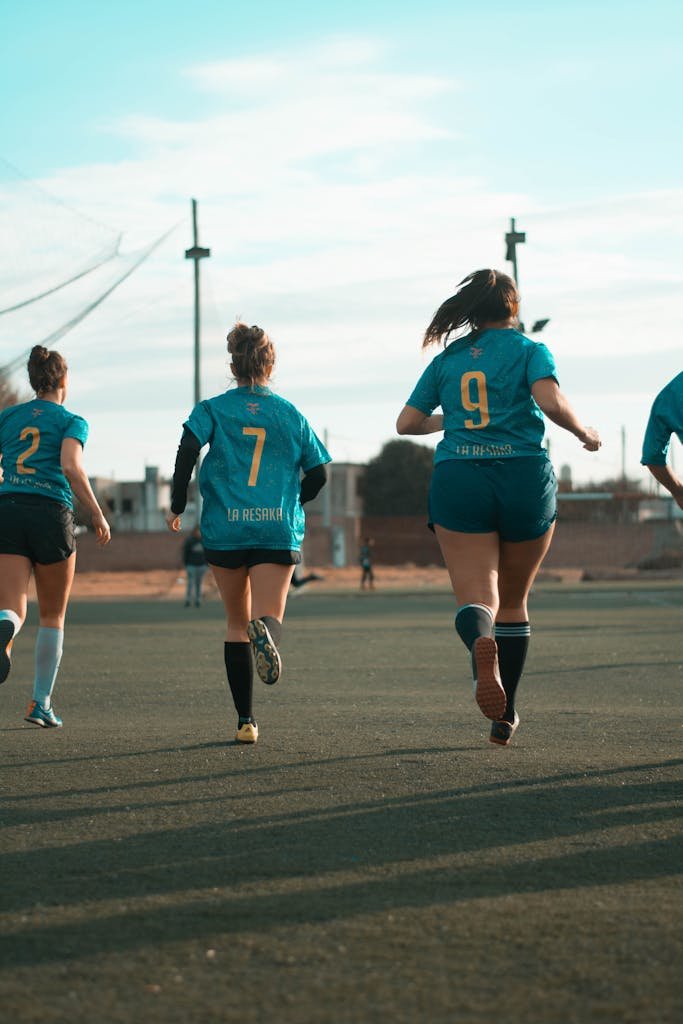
[641, 372, 683, 466]
[185, 386, 331, 550]
[407, 328, 558, 464]
[0, 400, 88, 508]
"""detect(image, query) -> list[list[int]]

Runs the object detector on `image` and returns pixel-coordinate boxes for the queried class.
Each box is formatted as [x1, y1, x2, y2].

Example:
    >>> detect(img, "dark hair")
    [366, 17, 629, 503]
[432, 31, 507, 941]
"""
[227, 322, 275, 386]
[27, 345, 68, 394]
[422, 269, 519, 348]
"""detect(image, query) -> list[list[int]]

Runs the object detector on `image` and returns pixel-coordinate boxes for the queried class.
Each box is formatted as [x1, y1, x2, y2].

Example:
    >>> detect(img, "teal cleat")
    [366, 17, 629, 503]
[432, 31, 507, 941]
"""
[25, 701, 63, 728]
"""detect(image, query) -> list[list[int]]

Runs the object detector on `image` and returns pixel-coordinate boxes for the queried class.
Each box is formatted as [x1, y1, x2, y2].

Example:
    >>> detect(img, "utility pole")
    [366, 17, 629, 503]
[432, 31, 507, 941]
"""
[184, 199, 211, 406]
[505, 217, 526, 331]
[184, 199, 210, 522]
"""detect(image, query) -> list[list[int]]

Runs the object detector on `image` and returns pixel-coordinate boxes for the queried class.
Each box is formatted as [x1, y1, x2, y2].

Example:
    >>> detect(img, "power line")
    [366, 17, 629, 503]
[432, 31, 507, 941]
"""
[0, 237, 122, 316]
[0, 222, 182, 377]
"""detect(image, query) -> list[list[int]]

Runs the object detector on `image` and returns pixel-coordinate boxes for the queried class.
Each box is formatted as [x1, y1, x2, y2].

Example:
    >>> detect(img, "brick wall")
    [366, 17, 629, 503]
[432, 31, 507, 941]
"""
[74, 517, 683, 573]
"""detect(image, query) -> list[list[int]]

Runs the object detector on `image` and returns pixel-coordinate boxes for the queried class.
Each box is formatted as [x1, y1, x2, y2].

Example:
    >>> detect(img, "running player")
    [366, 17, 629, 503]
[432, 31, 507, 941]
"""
[397, 269, 600, 745]
[0, 346, 111, 726]
[166, 322, 330, 744]
[641, 372, 683, 509]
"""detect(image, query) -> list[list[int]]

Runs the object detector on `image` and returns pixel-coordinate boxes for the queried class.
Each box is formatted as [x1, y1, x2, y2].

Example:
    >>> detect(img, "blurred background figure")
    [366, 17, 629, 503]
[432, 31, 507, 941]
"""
[182, 525, 207, 607]
[359, 536, 375, 590]
[289, 565, 324, 595]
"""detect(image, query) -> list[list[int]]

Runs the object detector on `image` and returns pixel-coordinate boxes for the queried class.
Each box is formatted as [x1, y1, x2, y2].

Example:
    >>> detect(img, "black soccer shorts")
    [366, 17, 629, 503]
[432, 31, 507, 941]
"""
[0, 493, 76, 564]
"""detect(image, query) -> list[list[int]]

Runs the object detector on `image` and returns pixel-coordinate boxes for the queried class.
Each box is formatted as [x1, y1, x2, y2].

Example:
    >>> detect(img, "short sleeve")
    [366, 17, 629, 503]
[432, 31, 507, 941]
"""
[641, 398, 671, 466]
[526, 342, 558, 387]
[300, 418, 331, 472]
[184, 401, 214, 447]
[406, 360, 440, 416]
[64, 414, 89, 448]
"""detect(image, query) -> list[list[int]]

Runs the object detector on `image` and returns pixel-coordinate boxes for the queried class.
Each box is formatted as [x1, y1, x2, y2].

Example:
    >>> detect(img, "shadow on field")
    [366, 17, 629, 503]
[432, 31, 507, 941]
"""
[1, 756, 681, 968]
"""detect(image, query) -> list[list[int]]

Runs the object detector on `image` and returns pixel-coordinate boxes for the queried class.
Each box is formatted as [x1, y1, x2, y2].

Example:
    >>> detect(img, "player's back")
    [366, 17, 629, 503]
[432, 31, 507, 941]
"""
[187, 386, 327, 550]
[0, 400, 87, 505]
[430, 328, 555, 459]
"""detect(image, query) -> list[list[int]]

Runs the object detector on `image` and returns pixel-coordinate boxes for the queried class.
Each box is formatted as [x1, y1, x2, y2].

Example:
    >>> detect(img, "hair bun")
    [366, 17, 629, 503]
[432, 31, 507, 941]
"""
[29, 345, 50, 363]
[226, 321, 275, 385]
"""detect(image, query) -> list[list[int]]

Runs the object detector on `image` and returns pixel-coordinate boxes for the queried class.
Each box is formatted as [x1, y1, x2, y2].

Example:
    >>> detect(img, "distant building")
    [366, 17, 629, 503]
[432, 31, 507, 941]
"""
[298, 462, 365, 566]
[89, 467, 199, 532]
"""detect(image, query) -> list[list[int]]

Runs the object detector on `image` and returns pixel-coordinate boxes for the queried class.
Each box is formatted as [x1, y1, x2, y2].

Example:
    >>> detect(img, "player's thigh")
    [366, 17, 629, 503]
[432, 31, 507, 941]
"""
[34, 553, 76, 627]
[249, 563, 296, 621]
[433, 525, 500, 609]
[210, 565, 250, 630]
[0, 553, 33, 620]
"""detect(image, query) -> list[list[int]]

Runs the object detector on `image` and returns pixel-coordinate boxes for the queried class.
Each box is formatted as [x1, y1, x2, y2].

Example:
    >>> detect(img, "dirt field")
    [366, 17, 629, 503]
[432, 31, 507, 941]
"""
[63, 564, 586, 601]
[1, 581, 682, 1023]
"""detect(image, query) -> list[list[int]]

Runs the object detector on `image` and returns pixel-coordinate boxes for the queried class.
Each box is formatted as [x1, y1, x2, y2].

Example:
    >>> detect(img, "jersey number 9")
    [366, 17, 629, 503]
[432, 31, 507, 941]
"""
[461, 371, 490, 430]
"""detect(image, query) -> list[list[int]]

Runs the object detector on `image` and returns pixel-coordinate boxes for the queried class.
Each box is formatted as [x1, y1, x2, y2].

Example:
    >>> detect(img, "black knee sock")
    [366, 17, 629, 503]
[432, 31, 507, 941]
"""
[454, 604, 494, 651]
[494, 622, 530, 721]
[260, 615, 282, 647]
[224, 642, 253, 721]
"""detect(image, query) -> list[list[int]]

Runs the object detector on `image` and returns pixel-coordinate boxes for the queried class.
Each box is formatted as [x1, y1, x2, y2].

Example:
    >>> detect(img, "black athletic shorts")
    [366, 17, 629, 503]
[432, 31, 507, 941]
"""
[0, 493, 76, 564]
[204, 547, 302, 569]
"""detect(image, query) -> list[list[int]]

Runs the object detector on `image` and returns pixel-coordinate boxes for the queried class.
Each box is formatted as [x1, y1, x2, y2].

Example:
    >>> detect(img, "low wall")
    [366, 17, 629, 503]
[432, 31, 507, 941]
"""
[74, 517, 683, 573]
[358, 516, 683, 570]
[74, 521, 357, 572]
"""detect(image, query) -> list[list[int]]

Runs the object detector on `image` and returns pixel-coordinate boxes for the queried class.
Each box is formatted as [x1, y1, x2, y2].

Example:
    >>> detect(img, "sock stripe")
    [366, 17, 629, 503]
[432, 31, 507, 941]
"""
[457, 603, 494, 624]
[495, 624, 531, 637]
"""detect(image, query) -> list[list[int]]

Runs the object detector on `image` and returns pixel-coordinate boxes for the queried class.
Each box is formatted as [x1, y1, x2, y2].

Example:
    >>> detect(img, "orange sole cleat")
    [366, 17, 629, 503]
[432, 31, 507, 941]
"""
[472, 636, 506, 720]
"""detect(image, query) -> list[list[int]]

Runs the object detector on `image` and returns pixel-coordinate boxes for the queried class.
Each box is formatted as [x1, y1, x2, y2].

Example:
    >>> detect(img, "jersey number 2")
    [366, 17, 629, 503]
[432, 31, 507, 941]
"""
[461, 371, 490, 430]
[242, 427, 266, 486]
[16, 427, 41, 475]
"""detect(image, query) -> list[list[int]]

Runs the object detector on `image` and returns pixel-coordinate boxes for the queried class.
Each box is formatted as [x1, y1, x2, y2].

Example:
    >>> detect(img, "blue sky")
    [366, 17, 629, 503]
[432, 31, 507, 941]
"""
[1, 0, 682, 485]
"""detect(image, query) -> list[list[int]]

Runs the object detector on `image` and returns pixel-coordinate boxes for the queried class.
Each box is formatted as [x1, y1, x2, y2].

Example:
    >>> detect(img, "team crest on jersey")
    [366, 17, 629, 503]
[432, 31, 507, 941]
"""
[32, 408, 43, 417]
[246, 402, 260, 415]
[469, 346, 483, 360]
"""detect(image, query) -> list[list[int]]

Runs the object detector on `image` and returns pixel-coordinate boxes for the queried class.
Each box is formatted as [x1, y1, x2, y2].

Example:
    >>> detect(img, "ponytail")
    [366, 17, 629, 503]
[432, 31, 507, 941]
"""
[422, 269, 519, 348]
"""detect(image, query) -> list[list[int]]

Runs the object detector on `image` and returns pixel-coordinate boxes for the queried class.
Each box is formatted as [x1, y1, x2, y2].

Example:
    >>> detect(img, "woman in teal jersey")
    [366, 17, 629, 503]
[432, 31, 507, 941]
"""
[397, 269, 600, 746]
[167, 322, 330, 745]
[0, 346, 111, 727]
[641, 372, 683, 509]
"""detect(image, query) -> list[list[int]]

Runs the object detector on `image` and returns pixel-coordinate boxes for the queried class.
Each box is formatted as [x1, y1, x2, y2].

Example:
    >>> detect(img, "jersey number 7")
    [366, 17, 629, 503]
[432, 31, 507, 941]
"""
[242, 427, 266, 486]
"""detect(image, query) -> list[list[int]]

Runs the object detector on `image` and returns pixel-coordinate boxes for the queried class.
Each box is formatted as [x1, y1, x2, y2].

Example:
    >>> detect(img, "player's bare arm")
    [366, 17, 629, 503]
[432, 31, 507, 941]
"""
[645, 463, 683, 509]
[396, 405, 444, 435]
[531, 378, 601, 451]
[60, 437, 111, 545]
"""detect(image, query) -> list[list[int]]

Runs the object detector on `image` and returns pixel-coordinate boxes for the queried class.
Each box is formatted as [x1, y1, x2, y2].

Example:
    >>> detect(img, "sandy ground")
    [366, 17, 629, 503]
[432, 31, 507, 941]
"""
[62, 565, 588, 601]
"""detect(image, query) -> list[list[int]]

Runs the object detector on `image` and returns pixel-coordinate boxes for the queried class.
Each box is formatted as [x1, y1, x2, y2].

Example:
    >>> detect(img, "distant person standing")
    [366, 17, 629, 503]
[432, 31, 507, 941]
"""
[0, 346, 111, 727]
[166, 322, 330, 745]
[641, 372, 683, 509]
[359, 537, 375, 590]
[397, 269, 600, 745]
[182, 525, 207, 607]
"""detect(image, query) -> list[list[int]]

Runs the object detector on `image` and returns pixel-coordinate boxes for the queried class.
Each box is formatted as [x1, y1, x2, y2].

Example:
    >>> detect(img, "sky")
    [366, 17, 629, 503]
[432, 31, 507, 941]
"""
[1, 0, 682, 487]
